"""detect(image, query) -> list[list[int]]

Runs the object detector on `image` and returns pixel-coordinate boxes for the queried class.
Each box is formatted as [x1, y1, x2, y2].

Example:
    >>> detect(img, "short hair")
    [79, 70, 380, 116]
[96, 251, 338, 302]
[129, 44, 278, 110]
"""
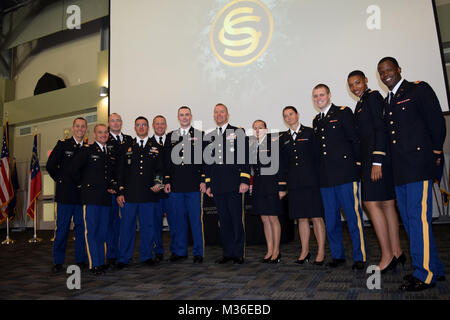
[252, 119, 267, 128]
[153, 115, 166, 123]
[378, 57, 400, 68]
[178, 106, 191, 113]
[283, 106, 298, 114]
[215, 103, 228, 112]
[347, 70, 366, 79]
[108, 113, 122, 121]
[94, 123, 107, 132]
[135, 116, 149, 125]
[313, 84, 330, 94]
[73, 117, 87, 126]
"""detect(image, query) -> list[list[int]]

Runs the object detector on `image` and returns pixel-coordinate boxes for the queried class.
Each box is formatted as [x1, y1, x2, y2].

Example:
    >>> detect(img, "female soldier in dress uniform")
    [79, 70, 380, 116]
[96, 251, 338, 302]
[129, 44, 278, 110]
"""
[347, 70, 404, 272]
[280, 107, 326, 265]
[250, 120, 286, 264]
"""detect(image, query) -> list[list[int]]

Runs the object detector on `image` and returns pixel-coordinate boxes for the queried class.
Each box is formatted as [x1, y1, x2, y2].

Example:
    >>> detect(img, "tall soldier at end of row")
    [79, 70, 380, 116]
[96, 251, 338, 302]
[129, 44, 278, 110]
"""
[377, 57, 446, 291]
[46, 117, 89, 273]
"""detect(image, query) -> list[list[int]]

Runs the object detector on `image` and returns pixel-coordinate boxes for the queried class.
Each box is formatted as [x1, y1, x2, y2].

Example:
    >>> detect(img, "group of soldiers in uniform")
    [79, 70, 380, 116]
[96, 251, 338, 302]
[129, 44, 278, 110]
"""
[47, 57, 446, 292]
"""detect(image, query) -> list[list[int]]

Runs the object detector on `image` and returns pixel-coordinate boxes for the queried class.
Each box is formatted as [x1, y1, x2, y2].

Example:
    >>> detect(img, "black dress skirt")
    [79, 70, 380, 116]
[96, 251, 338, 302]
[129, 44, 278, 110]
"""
[288, 187, 324, 219]
[251, 192, 282, 216]
[360, 164, 395, 202]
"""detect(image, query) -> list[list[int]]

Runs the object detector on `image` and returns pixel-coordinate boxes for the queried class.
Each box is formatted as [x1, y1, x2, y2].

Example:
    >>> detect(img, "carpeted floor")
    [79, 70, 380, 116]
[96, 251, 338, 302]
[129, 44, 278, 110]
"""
[0, 223, 449, 300]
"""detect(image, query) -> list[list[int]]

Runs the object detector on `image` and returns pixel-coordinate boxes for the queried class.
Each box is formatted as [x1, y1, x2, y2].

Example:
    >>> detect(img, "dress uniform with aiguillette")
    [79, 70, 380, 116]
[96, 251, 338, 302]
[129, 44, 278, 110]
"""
[164, 127, 206, 261]
[279, 126, 324, 220]
[204, 124, 251, 262]
[313, 104, 367, 265]
[46, 137, 88, 267]
[70, 142, 115, 272]
[385, 79, 446, 285]
[250, 133, 286, 216]
[117, 137, 163, 265]
[354, 89, 395, 201]
[105, 132, 132, 264]
[150, 133, 170, 260]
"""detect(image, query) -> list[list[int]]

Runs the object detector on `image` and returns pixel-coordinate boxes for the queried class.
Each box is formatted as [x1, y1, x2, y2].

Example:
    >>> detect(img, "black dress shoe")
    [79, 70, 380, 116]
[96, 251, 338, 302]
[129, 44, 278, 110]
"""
[395, 253, 407, 267]
[269, 254, 281, 264]
[143, 258, 155, 266]
[233, 257, 245, 264]
[215, 256, 233, 264]
[380, 257, 397, 274]
[399, 277, 436, 292]
[294, 253, 310, 265]
[352, 261, 366, 271]
[101, 264, 109, 271]
[261, 257, 271, 263]
[76, 262, 88, 269]
[436, 275, 446, 282]
[52, 264, 64, 273]
[193, 256, 203, 264]
[115, 262, 128, 270]
[404, 273, 446, 282]
[155, 254, 164, 263]
[92, 266, 104, 275]
[326, 259, 346, 268]
[107, 258, 117, 267]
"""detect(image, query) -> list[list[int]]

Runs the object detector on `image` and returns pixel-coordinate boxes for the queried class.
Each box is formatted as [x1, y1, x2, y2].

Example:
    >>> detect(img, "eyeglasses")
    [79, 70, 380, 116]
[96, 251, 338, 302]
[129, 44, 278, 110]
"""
[135, 123, 148, 128]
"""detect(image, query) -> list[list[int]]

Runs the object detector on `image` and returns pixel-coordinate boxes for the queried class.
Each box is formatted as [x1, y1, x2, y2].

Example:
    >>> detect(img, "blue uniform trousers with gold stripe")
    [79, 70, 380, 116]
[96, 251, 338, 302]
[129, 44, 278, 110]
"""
[106, 195, 120, 260]
[320, 182, 367, 262]
[169, 192, 204, 257]
[215, 192, 245, 258]
[154, 197, 171, 256]
[83, 205, 109, 269]
[395, 180, 445, 284]
[53, 203, 87, 265]
[119, 202, 156, 264]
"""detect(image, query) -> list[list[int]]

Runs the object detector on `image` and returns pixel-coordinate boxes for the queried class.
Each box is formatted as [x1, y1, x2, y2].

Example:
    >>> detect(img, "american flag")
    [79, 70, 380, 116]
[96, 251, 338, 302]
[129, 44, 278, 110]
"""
[0, 122, 13, 224]
[26, 134, 42, 220]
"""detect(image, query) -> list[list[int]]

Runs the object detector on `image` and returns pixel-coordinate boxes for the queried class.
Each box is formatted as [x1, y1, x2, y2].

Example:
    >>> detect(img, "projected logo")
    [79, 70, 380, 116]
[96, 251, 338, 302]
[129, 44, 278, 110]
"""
[210, 0, 273, 67]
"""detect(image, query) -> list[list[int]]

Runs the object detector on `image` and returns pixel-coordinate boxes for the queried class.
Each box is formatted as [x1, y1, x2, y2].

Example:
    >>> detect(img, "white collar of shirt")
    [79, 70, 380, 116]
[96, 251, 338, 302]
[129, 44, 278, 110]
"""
[217, 123, 228, 134]
[179, 126, 191, 135]
[153, 134, 166, 144]
[390, 78, 404, 96]
[95, 141, 106, 151]
[289, 124, 301, 136]
[257, 134, 267, 145]
[73, 137, 83, 146]
[321, 104, 332, 117]
[136, 136, 149, 146]
[111, 132, 123, 142]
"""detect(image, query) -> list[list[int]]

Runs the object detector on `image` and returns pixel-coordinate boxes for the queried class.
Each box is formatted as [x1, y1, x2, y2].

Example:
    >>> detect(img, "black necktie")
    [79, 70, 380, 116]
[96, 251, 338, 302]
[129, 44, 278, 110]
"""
[389, 92, 395, 105]
[219, 127, 223, 135]
[321, 113, 325, 120]
[140, 140, 144, 148]
[159, 136, 163, 145]
[292, 132, 297, 140]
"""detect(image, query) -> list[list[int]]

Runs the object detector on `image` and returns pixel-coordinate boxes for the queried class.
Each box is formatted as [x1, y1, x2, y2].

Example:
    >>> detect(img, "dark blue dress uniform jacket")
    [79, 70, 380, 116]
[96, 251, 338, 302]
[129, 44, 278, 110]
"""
[313, 104, 361, 188]
[106, 133, 133, 191]
[204, 125, 251, 193]
[384, 80, 446, 186]
[354, 89, 389, 168]
[70, 143, 115, 206]
[279, 127, 320, 189]
[117, 138, 163, 203]
[250, 133, 287, 194]
[163, 127, 206, 193]
[150, 135, 170, 199]
[46, 137, 84, 204]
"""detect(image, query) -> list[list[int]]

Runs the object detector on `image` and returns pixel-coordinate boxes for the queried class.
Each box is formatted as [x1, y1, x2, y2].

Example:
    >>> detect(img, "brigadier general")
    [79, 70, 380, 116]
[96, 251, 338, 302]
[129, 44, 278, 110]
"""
[46, 117, 89, 273]
[164, 106, 206, 264]
[312, 84, 367, 270]
[105, 113, 132, 267]
[115, 116, 163, 269]
[204, 103, 250, 264]
[70, 124, 116, 275]
[377, 57, 446, 291]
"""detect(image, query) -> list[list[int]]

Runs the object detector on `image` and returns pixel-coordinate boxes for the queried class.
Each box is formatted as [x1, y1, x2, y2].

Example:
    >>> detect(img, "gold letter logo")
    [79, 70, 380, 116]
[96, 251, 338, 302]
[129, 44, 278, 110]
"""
[211, 0, 273, 67]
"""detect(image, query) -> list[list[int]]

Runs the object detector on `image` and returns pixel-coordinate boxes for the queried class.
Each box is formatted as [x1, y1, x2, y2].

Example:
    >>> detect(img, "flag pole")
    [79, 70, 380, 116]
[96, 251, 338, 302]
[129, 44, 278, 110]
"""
[1, 216, 15, 245]
[28, 201, 42, 243]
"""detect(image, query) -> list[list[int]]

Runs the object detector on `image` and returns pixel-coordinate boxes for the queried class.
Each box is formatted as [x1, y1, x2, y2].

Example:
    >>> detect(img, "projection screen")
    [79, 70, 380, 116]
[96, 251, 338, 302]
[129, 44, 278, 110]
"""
[110, 0, 449, 135]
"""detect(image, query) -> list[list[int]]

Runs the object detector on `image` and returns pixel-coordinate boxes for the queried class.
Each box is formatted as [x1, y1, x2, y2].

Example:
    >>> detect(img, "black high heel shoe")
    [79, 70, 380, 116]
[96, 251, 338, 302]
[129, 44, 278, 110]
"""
[269, 253, 281, 264]
[295, 253, 311, 264]
[395, 253, 406, 267]
[261, 256, 271, 263]
[314, 256, 325, 266]
[380, 257, 398, 274]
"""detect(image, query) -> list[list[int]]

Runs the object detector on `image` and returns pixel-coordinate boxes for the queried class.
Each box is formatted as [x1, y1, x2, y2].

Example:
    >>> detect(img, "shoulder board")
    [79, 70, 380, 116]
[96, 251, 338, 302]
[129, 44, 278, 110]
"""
[340, 106, 348, 111]
[369, 90, 374, 94]
[60, 139, 66, 142]
[84, 144, 90, 148]
[168, 130, 173, 134]
[414, 81, 422, 84]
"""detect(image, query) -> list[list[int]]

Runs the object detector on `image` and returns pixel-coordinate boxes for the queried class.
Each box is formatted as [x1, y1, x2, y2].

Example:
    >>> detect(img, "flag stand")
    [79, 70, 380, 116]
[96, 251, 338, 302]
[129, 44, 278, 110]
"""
[1, 217, 15, 245]
[28, 202, 42, 243]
